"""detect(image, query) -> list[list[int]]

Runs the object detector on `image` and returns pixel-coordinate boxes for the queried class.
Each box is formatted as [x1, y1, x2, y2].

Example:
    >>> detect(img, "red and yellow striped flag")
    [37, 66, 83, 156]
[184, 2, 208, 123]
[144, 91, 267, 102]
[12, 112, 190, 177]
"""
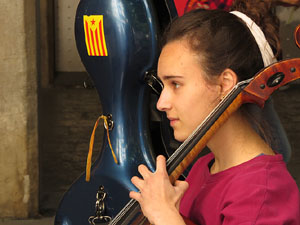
[83, 15, 108, 56]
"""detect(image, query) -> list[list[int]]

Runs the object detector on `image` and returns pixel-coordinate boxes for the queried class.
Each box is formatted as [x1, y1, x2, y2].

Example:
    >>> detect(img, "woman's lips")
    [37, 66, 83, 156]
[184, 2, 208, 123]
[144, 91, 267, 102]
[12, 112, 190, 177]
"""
[168, 117, 179, 127]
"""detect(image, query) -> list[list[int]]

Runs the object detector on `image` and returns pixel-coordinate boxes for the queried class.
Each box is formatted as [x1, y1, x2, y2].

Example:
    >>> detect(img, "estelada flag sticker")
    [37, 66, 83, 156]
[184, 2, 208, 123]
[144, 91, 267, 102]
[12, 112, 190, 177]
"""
[83, 15, 108, 56]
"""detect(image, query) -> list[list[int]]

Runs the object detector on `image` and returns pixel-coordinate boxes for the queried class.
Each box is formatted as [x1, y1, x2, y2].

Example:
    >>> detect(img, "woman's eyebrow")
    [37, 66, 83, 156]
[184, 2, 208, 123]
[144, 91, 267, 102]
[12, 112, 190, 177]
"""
[159, 75, 184, 81]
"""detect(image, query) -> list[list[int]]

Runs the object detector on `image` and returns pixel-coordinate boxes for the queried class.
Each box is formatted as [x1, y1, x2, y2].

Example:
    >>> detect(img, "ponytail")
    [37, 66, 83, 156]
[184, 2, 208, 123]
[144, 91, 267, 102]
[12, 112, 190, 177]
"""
[230, 0, 281, 59]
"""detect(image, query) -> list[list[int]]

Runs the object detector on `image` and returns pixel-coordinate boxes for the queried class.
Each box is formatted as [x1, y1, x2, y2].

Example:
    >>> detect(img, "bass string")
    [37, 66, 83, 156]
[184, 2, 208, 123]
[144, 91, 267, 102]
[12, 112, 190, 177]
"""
[109, 198, 139, 225]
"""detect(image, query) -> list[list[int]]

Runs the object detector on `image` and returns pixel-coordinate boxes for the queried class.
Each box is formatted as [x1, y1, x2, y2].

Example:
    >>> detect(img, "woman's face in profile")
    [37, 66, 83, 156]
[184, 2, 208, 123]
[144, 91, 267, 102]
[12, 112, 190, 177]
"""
[156, 40, 221, 142]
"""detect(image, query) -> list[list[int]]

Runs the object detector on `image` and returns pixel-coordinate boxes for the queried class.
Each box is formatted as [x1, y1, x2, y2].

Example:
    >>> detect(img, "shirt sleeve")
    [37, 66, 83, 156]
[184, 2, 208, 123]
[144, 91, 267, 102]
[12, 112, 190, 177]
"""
[220, 166, 300, 225]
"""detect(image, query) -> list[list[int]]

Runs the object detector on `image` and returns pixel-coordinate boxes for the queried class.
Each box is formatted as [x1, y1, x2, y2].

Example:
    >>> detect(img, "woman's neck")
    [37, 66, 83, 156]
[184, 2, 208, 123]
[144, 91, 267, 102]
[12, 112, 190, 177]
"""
[207, 111, 275, 174]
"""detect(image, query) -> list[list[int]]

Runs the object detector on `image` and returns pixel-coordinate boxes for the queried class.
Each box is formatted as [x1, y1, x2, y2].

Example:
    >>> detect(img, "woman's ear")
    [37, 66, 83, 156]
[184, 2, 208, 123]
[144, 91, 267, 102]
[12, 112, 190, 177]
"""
[219, 68, 238, 97]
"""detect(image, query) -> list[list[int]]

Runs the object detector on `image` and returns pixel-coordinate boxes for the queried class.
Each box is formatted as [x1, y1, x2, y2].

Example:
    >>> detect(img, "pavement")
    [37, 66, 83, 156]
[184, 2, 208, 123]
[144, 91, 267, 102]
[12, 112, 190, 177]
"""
[0, 216, 54, 225]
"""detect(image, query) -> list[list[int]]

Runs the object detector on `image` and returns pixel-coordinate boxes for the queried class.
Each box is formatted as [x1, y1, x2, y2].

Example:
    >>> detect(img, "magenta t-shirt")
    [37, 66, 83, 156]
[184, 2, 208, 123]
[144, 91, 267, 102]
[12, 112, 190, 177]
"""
[180, 153, 300, 225]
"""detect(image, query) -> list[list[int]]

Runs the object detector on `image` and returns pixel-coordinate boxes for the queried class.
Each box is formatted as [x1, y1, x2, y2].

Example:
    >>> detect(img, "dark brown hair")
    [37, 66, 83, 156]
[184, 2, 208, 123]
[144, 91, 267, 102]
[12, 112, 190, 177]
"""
[161, 0, 280, 82]
[231, 0, 281, 58]
[161, 1, 281, 145]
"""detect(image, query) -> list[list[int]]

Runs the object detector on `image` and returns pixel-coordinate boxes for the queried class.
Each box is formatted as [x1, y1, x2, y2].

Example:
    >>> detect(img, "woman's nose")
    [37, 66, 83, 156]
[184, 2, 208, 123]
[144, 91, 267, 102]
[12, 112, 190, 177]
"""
[156, 89, 171, 112]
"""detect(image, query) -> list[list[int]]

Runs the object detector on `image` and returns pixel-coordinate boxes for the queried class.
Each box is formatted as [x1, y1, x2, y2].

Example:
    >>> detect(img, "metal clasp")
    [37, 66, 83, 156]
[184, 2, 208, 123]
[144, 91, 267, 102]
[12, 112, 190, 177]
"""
[88, 186, 112, 224]
[104, 114, 114, 131]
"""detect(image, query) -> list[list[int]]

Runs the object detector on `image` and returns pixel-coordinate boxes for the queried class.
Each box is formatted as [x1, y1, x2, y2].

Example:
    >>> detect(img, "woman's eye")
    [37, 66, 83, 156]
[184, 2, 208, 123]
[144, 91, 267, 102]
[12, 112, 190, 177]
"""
[173, 82, 180, 89]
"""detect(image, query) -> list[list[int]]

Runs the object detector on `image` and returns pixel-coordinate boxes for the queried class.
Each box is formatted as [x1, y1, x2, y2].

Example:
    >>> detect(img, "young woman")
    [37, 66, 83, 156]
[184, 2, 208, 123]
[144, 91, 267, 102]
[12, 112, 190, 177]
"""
[129, 1, 300, 224]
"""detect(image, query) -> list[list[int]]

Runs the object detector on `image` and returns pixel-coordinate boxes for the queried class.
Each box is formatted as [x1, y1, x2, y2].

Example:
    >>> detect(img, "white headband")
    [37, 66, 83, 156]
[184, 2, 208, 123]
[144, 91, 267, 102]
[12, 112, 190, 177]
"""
[230, 11, 276, 67]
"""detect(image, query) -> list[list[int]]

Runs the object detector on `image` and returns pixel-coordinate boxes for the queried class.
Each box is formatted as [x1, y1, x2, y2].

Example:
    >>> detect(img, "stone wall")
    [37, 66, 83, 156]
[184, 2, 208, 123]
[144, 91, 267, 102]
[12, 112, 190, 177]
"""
[0, 0, 39, 218]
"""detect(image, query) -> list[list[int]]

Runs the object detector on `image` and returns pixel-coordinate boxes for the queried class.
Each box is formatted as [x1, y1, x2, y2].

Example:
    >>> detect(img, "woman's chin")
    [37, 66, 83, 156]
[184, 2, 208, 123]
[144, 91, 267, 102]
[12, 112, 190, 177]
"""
[174, 132, 187, 143]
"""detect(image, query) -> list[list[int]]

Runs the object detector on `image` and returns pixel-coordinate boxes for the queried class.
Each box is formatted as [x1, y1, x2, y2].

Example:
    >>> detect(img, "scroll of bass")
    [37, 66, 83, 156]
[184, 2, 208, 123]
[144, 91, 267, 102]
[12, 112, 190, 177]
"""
[107, 26, 300, 225]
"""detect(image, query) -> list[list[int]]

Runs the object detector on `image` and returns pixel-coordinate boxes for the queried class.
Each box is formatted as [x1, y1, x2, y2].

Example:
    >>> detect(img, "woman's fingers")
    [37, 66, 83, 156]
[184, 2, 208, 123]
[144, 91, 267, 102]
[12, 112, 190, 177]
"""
[174, 180, 189, 209]
[135, 155, 167, 182]
[174, 180, 189, 195]
[156, 155, 167, 174]
[129, 190, 141, 201]
[131, 175, 144, 190]
[129, 156, 189, 224]
[137, 164, 151, 179]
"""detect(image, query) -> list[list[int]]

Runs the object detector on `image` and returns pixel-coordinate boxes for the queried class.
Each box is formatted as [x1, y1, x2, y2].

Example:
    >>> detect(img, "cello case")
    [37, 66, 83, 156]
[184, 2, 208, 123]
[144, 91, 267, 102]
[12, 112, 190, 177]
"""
[54, 0, 178, 224]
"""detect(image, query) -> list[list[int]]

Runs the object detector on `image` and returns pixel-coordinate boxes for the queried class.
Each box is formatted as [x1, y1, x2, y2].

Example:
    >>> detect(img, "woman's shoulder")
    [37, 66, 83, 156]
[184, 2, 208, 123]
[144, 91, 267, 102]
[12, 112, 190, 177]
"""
[220, 154, 300, 224]
[229, 154, 296, 187]
[208, 154, 299, 206]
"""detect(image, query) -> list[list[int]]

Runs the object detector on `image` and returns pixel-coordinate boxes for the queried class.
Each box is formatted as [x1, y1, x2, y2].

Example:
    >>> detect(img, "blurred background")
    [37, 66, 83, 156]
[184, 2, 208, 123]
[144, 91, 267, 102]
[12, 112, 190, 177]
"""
[0, 0, 299, 224]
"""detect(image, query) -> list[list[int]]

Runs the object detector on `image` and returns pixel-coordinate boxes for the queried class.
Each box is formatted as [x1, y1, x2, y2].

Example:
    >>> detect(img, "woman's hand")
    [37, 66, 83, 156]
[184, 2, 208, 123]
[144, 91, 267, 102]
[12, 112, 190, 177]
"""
[129, 155, 189, 225]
